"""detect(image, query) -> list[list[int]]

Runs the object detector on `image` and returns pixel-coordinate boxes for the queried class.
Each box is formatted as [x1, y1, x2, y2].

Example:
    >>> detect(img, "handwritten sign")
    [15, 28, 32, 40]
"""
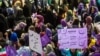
[57, 28, 87, 49]
[29, 30, 42, 54]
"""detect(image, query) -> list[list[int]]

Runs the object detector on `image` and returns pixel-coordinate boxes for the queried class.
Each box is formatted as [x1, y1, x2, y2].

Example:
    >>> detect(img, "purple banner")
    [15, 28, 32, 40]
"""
[57, 28, 87, 49]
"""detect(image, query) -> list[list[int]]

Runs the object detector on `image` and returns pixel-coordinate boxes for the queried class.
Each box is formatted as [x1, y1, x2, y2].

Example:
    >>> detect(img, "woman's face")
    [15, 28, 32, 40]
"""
[86, 16, 92, 24]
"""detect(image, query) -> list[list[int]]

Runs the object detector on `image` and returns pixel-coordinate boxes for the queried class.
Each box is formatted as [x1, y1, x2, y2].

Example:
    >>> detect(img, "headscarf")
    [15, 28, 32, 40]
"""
[46, 28, 52, 37]
[36, 15, 44, 23]
[85, 16, 92, 24]
[77, 3, 84, 15]
[46, 44, 54, 54]
[61, 19, 67, 27]
[67, 10, 73, 21]
[89, 0, 96, 7]
[14, 22, 27, 31]
[90, 6, 99, 14]
[7, 8, 14, 15]
[32, 15, 44, 28]
[78, 3, 84, 10]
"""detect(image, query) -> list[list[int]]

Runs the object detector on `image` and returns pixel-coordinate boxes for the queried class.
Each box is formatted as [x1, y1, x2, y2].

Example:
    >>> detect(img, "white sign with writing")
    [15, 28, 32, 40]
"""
[29, 30, 42, 54]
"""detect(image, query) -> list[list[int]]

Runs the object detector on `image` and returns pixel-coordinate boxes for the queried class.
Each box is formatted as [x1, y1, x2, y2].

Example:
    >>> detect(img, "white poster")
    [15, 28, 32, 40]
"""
[29, 30, 42, 54]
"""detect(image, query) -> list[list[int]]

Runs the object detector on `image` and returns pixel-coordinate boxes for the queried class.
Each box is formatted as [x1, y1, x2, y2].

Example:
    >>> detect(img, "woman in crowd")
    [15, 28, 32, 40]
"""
[0, 0, 100, 56]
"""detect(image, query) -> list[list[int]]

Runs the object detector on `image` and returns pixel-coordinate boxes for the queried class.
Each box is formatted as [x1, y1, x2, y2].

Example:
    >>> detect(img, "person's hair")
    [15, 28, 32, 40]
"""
[19, 38, 25, 46]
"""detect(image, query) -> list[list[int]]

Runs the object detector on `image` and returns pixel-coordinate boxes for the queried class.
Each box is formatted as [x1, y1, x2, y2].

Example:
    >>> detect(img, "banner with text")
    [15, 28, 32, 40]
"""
[57, 28, 87, 49]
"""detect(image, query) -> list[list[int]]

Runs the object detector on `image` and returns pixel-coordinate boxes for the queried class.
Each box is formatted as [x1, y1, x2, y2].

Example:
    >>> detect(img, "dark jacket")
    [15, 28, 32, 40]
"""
[0, 14, 8, 33]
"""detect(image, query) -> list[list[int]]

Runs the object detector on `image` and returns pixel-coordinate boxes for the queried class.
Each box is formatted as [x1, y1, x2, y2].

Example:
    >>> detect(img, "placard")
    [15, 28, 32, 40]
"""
[29, 30, 42, 54]
[57, 28, 87, 49]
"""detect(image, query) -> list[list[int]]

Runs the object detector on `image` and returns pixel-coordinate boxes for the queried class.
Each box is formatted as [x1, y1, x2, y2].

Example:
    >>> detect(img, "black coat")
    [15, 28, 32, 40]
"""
[44, 10, 57, 28]
[7, 15, 16, 29]
[0, 14, 8, 33]
[23, 1, 32, 17]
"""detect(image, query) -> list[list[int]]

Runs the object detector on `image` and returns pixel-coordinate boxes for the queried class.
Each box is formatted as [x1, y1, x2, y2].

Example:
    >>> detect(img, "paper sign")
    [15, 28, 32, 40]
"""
[58, 28, 87, 49]
[29, 30, 42, 54]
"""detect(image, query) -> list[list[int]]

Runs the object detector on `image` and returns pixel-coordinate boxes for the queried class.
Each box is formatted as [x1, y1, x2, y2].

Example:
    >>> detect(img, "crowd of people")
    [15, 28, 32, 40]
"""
[0, 0, 100, 56]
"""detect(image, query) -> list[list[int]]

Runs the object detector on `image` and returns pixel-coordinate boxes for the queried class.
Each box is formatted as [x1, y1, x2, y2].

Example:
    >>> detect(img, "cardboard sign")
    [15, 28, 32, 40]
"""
[58, 28, 87, 49]
[29, 30, 42, 54]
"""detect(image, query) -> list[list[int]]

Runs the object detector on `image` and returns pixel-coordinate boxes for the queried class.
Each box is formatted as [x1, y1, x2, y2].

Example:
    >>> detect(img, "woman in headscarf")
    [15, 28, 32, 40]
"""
[66, 10, 73, 22]
[88, 6, 98, 22]
[14, 22, 27, 38]
[60, 19, 67, 28]
[45, 44, 56, 56]
[15, 8, 25, 22]
[23, 0, 32, 32]
[89, 0, 96, 7]
[84, 16, 94, 34]
[7, 7, 15, 29]
[72, 18, 80, 28]
[35, 15, 44, 29]
[77, 3, 84, 15]
[13, 0, 23, 8]
[57, 7, 66, 26]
